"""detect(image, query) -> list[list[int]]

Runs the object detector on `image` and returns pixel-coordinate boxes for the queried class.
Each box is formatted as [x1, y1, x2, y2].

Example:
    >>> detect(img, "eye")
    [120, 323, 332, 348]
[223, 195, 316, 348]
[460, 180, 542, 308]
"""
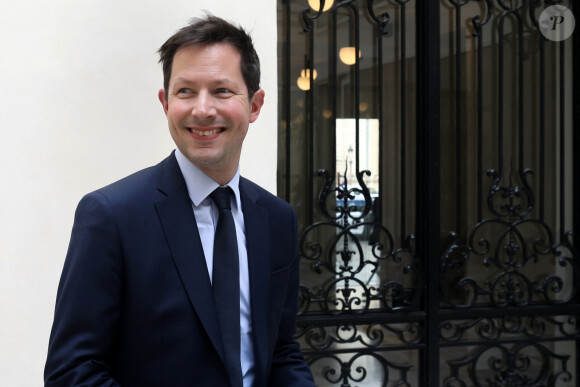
[177, 88, 192, 95]
[216, 88, 232, 94]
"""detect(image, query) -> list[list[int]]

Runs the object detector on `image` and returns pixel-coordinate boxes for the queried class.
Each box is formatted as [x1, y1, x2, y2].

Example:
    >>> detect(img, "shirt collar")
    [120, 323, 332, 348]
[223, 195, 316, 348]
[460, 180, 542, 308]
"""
[174, 148, 241, 209]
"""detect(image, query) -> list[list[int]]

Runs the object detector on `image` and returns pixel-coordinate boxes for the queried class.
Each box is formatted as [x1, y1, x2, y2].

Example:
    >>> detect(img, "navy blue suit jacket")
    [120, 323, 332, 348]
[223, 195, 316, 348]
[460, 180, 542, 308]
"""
[45, 153, 314, 387]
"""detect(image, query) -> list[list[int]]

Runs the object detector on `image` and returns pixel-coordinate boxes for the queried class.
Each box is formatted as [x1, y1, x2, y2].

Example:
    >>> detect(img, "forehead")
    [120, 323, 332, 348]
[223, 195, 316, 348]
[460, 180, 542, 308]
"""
[171, 43, 242, 76]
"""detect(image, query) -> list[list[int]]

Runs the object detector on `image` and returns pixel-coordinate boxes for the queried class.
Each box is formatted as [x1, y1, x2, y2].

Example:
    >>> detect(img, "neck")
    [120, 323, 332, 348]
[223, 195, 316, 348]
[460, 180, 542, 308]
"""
[197, 164, 238, 186]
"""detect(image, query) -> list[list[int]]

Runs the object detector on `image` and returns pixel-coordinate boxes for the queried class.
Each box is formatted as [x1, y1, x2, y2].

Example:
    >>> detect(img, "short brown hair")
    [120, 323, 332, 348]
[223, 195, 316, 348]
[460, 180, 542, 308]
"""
[158, 14, 261, 99]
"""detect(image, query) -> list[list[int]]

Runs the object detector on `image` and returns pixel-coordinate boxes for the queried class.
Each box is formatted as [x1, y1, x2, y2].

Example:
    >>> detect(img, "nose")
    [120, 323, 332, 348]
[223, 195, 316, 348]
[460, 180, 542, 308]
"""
[191, 91, 216, 119]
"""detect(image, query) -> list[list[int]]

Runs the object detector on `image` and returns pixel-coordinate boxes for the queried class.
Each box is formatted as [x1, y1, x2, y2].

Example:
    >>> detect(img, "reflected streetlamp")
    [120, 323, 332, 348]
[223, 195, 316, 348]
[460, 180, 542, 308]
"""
[348, 145, 354, 182]
[308, 0, 334, 12]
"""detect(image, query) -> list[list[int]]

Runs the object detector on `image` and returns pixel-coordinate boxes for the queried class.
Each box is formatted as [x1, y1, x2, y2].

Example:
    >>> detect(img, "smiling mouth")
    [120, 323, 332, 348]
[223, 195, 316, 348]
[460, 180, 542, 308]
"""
[189, 127, 225, 136]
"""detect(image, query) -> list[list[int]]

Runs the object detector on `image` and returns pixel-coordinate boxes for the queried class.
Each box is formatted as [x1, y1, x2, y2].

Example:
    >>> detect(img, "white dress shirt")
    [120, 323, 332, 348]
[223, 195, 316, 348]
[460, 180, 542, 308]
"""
[175, 148, 254, 387]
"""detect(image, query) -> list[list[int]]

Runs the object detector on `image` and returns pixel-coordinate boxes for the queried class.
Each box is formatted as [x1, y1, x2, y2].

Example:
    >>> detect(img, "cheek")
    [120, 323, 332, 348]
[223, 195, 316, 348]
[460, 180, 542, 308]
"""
[228, 107, 252, 127]
[168, 102, 191, 120]
[230, 96, 251, 114]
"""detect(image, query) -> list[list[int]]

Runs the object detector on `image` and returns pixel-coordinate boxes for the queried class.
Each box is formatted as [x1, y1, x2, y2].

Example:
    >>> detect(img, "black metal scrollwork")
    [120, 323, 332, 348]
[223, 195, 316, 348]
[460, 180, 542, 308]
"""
[297, 267, 421, 382]
[302, 0, 355, 32]
[366, 0, 391, 36]
[295, 1, 422, 383]
[306, 351, 413, 387]
[442, 168, 577, 308]
[296, 322, 422, 350]
[471, 0, 493, 36]
[438, 2, 578, 383]
[287, 0, 576, 384]
[443, 342, 572, 386]
[299, 166, 421, 315]
[441, 0, 577, 309]
[440, 315, 580, 342]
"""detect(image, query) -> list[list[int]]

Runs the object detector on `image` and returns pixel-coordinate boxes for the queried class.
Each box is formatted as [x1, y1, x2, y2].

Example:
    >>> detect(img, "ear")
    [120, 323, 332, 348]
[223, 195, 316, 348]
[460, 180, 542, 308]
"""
[249, 89, 265, 123]
[158, 89, 169, 115]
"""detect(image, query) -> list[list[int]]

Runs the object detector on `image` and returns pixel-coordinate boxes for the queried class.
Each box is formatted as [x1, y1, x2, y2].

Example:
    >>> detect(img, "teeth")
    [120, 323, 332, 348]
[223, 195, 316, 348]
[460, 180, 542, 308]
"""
[190, 128, 223, 136]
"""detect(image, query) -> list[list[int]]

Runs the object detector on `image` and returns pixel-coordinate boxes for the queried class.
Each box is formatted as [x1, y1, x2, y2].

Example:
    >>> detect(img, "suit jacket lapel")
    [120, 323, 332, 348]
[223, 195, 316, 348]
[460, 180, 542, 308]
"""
[240, 178, 271, 383]
[154, 153, 226, 363]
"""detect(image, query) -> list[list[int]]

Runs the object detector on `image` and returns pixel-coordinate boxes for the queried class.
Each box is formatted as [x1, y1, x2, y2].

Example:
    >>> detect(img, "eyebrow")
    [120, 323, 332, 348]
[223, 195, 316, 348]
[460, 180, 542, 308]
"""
[172, 77, 235, 87]
[172, 77, 196, 86]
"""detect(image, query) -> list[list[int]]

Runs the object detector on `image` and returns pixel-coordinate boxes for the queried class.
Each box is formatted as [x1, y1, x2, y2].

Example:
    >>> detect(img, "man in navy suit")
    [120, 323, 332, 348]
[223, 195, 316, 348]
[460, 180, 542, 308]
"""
[44, 14, 314, 387]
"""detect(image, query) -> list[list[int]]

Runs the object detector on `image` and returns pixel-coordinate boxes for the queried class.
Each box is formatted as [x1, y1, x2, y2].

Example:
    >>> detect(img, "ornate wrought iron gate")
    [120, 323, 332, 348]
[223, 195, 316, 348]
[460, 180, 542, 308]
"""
[277, 0, 578, 385]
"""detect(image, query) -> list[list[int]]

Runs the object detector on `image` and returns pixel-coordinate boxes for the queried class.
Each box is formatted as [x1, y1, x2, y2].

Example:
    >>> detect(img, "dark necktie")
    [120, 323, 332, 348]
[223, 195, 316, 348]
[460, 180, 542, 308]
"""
[210, 186, 242, 387]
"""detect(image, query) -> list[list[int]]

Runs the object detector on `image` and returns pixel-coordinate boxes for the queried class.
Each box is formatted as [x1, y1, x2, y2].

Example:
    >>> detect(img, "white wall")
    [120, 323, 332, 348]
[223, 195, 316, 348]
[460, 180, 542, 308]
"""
[0, 1, 277, 384]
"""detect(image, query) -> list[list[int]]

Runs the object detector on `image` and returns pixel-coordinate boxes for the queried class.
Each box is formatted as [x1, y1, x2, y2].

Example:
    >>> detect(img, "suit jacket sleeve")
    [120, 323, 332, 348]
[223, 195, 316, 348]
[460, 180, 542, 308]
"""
[268, 208, 315, 386]
[45, 192, 123, 386]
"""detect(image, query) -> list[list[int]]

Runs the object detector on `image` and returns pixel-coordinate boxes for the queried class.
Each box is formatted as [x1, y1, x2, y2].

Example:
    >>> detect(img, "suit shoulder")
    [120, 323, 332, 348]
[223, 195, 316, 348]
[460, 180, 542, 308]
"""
[88, 166, 156, 203]
[81, 155, 174, 207]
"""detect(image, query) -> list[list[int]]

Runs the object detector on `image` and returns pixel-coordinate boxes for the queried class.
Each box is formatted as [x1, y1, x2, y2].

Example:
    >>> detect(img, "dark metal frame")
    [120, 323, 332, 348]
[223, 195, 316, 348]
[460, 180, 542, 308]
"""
[416, 1, 441, 383]
[575, 3, 580, 381]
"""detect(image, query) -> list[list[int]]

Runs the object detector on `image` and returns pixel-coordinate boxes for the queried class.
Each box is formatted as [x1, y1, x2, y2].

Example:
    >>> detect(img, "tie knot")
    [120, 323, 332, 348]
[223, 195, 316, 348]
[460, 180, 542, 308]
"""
[210, 186, 232, 210]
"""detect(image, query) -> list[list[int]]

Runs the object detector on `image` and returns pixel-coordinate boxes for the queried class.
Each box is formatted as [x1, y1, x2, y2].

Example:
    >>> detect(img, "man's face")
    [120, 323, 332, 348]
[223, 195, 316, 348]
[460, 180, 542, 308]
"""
[158, 43, 264, 183]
